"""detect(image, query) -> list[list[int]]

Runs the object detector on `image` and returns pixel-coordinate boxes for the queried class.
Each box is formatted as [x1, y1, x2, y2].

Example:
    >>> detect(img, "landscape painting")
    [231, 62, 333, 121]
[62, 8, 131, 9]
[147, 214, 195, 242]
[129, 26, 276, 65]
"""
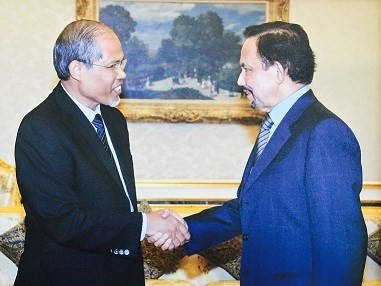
[99, 1, 266, 102]
[76, 0, 289, 122]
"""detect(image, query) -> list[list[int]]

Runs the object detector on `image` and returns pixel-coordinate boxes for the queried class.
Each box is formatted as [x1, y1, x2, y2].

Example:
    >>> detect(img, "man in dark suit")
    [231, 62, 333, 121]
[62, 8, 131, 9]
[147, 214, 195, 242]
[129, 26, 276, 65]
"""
[14, 20, 189, 286]
[152, 21, 368, 285]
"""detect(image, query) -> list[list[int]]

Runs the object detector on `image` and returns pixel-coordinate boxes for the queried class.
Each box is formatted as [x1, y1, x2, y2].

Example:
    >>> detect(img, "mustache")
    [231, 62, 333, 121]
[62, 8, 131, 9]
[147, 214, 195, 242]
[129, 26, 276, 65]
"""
[243, 88, 251, 96]
[243, 88, 257, 109]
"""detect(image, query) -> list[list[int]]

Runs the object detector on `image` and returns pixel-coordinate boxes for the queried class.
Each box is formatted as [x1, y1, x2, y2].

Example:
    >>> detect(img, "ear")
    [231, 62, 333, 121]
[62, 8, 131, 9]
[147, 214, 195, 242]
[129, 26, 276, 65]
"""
[274, 62, 286, 84]
[68, 60, 83, 81]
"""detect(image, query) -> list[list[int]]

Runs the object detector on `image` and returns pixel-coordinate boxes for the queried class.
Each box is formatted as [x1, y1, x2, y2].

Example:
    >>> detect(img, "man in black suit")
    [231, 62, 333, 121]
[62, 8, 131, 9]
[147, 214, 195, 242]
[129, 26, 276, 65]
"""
[14, 19, 190, 286]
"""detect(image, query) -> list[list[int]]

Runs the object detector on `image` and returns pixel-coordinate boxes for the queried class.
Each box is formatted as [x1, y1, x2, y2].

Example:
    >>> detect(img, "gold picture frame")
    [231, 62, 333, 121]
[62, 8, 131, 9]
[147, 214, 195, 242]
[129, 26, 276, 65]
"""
[76, 0, 289, 123]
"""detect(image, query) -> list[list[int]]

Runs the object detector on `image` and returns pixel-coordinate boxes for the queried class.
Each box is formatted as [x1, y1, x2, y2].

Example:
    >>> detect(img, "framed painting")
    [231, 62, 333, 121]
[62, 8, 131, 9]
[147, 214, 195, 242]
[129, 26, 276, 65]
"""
[76, 0, 289, 123]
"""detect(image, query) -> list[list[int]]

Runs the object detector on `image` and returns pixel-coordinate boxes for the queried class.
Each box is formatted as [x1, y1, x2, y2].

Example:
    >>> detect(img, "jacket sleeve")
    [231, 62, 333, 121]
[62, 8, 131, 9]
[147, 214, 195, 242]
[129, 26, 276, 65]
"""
[183, 198, 242, 255]
[305, 118, 367, 284]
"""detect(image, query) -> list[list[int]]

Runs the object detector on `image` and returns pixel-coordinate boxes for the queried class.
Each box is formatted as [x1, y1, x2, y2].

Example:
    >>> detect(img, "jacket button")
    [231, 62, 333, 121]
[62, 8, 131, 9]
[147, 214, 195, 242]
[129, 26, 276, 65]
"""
[242, 234, 249, 241]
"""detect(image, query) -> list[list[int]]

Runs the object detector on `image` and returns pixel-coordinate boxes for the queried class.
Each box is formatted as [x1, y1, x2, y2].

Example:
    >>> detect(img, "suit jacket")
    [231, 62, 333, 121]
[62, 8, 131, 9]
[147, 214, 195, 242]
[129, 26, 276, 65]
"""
[14, 83, 145, 286]
[184, 90, 367, 285]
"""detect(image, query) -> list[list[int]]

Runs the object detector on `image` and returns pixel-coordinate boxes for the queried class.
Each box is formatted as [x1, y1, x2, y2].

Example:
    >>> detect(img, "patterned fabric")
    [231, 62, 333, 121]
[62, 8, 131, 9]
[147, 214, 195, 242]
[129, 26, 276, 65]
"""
[255, 114, 273, 161]
[0, 221, 25, 265]
[92, 114, 110, 152]
[200, 236, 242, 280]
[92, 114, 117, 169]
[368, 228, 381, 266]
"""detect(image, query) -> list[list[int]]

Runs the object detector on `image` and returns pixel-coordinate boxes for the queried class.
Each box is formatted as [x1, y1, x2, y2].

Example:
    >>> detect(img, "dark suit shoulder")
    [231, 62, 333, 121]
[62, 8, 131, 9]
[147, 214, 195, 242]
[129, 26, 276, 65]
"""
[298, 100, 341, 128]
[286, 92, 357, 142]
[17, 84, 92, 149]
[21, 84, 68, 122]
[291, 99, 359, 148]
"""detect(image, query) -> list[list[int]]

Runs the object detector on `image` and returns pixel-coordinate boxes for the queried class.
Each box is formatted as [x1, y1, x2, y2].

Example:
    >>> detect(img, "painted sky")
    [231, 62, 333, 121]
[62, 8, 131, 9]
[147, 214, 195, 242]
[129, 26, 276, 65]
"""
[100, 1, 266, 54]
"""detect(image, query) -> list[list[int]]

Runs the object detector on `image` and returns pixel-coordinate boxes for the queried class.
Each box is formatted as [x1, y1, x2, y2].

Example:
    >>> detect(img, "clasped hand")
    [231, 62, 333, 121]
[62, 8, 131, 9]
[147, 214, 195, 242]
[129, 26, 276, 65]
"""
[145, 209, 190, 251]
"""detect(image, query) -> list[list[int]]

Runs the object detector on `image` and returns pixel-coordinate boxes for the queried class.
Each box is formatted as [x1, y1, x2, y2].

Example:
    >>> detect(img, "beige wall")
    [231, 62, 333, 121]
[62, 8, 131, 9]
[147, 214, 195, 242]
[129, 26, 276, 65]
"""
[291, 0, 381, 182]
[0, 0, 75, 162]
[0, 0, 380, 182]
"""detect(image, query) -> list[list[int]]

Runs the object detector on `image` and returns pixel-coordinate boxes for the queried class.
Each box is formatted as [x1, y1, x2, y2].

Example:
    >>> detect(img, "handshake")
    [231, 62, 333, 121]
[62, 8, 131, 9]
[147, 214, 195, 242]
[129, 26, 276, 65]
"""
[145, 209, 190, 251]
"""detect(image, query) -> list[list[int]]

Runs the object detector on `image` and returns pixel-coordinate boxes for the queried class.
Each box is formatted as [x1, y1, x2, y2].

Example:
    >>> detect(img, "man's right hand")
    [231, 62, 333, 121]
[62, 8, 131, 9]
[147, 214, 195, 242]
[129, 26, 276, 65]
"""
[145, 209, 190, 251]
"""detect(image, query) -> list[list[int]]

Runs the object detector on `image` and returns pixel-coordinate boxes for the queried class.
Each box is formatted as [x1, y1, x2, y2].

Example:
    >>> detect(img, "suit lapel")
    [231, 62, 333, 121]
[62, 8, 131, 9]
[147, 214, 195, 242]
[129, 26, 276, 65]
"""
[101, 106, 138, 206]
[243, 90, 317, 192]
[52, 84, 123, 188]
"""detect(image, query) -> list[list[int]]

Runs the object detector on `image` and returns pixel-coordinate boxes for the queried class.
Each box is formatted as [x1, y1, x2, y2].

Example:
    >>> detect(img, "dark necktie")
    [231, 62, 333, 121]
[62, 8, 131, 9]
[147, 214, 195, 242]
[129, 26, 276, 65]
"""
[92, 114, 116, 168]
[255, 114, 273, 162]
[92, 114, 134, 210]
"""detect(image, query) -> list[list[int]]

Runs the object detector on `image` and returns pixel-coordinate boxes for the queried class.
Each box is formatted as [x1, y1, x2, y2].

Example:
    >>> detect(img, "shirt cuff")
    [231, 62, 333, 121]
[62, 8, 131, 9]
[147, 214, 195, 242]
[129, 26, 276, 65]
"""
[140, 212, 147, 241]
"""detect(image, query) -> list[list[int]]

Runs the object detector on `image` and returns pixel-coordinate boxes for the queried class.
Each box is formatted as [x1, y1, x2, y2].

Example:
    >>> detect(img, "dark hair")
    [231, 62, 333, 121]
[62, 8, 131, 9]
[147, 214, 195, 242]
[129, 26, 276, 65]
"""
[53, 20, 113, 80]
[243, 21, 316, 84]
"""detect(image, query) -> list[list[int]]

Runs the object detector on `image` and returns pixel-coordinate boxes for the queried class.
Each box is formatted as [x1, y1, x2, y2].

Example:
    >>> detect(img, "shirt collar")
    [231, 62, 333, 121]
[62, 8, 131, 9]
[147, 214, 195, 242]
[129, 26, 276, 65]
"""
[269, 85, 310, 129]
[61, 82, 100, 122]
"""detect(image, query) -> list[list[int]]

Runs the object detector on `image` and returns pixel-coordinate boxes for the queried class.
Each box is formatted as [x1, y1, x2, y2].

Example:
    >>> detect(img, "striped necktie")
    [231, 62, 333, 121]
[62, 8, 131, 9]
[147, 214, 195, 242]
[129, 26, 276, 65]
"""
[92, 114, 116, 168]
[255, 114, 273, 162]
[92, 114, 134, 211]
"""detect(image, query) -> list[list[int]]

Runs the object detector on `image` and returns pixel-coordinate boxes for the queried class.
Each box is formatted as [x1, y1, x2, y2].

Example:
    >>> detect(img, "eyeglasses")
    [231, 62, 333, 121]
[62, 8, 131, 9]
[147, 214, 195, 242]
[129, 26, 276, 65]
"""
[92, 58, 127, 71]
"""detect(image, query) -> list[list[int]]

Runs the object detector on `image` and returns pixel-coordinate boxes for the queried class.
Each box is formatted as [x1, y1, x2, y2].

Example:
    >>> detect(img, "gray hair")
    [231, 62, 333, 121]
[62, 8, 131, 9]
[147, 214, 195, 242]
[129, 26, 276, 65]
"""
[53, 20, 113, 80]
